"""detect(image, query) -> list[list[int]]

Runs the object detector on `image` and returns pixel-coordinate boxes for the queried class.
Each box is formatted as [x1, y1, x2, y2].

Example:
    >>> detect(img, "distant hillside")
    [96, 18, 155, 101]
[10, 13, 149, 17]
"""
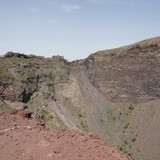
[1, 36, 160, 160]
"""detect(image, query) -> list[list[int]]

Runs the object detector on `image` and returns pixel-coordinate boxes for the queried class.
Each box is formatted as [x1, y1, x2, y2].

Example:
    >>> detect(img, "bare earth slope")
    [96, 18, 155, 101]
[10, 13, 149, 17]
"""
[0, 109, 132, 160]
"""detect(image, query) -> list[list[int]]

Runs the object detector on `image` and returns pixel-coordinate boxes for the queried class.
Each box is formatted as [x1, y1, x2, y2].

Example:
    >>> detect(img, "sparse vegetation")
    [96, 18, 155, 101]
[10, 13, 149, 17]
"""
[117, 140, 134, 158]
[129, 104, 134, 113]
[124, 123, 130, 129]
[132, 137, 136, 142]
[0, 102, 12, 113]
[39, 109, 50, 121]
[127, 153, 133, 157]
[80, 119, 90, 132]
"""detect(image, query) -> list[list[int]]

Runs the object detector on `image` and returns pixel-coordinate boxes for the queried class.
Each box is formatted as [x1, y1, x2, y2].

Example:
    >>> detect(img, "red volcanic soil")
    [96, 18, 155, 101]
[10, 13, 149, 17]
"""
[0, 109, 134, 160]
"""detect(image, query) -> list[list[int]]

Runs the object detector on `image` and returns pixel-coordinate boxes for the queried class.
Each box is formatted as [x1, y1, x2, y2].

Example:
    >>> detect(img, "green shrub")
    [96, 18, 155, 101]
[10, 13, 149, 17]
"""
[132, 137, 136, 142]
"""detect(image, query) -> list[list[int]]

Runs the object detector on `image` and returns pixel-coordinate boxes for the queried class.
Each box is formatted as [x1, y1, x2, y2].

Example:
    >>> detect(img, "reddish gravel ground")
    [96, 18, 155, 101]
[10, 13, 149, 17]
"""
[0, 109, 134, 160]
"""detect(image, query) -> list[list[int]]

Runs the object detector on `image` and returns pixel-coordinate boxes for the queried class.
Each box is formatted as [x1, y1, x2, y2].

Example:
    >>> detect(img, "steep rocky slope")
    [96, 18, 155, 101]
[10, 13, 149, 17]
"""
[87, 36, 160, 103]
[0, 36, 160, 160]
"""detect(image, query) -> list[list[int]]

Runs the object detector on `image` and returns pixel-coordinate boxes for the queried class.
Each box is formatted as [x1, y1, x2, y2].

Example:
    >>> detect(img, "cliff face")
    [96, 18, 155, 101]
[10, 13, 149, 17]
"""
[1, 37, 160, 160]
[87, 37, 160, 103]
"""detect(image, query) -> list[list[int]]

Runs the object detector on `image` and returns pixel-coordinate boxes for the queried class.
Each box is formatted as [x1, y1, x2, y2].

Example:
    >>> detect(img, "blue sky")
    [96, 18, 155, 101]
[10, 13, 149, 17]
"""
[0, 0, 160, 61]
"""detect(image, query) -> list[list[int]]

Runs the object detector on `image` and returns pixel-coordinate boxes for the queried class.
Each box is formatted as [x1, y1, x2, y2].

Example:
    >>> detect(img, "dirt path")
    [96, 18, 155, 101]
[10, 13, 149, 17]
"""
[0, 109, 134, 160]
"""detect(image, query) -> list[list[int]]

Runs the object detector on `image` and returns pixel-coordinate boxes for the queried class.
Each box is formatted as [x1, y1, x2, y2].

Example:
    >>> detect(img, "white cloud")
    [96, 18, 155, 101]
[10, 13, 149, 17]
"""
[29, 7, 39, 12]
[61, 4, 80, 13]
[89, 0, 145, 5]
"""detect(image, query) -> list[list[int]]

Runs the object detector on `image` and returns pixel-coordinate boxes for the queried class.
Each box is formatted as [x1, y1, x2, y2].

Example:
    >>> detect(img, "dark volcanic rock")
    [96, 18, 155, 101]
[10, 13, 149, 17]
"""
[4, 52, 44, 59]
